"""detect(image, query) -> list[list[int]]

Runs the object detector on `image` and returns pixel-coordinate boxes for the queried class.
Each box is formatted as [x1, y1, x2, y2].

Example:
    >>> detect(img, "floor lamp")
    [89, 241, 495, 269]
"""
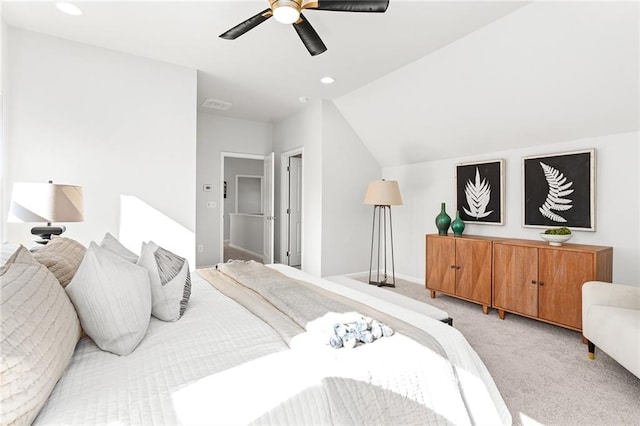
[364, 180, 403, 287]
[9, 181, 84, 244]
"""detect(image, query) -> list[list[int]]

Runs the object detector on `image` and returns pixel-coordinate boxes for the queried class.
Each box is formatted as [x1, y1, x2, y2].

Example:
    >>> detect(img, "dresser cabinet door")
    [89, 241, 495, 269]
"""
[493, 243, 538, 317]
[455, 239, 492, 305]
[538, 249, 594, 329]
[426, 236, 456, 294]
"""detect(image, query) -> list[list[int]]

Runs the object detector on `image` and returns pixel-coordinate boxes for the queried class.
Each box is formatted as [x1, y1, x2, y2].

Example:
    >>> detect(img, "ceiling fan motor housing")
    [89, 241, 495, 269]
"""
[271, 0, 302, 24]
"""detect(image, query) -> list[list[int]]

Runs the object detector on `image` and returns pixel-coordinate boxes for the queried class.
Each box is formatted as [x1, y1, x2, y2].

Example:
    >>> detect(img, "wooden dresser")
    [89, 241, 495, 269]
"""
[425, 234, 499, 315]
[425, 234, 613, 331]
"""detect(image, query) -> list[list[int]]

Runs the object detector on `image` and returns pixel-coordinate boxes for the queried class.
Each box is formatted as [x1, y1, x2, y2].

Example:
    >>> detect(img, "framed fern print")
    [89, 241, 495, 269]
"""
[522, 149, 595, 231]
[455, 159, 504, 225]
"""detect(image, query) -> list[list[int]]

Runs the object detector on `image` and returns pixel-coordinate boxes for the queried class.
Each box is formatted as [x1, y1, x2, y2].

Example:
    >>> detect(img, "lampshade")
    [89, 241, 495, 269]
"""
[9, 182, 84, 223]
[272, 0, 301, 24]
[363, 180, 403, 206]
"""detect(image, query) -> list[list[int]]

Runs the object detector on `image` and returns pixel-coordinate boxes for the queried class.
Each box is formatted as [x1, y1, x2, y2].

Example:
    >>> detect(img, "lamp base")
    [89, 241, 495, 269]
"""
[369, 279, 395, 288]
[31, 225, 66, 244]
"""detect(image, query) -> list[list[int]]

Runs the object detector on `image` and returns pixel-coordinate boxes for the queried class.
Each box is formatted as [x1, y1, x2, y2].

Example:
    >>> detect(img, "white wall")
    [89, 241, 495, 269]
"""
[273, 100, 381, 277]
[196, 113, 272, 267]
[274, 101, 323, 275]
[320, 100, 381, 276]
[4, 27, 197, 265]
[384, 132, 640, 286]
[0, 18, 6, 245]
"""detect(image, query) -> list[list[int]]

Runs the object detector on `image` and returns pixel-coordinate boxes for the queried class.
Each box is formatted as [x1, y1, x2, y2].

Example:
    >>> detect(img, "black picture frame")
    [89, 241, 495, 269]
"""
[456, 159, 504, 225]
[522, 149, 595, 231]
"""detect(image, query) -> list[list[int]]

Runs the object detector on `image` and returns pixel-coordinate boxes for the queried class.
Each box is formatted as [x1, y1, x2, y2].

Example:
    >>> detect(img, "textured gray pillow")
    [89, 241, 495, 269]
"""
[33, 236, 86, 287]
[65, 242, 151, 356]
[136, 241, 191, 322]
[1, 246, 81, 424]
[100, 232, 139, 263]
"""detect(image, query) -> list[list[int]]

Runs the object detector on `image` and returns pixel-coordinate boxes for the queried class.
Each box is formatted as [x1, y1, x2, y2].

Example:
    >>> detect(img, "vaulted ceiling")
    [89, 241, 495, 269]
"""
[3, 1, 638, 166]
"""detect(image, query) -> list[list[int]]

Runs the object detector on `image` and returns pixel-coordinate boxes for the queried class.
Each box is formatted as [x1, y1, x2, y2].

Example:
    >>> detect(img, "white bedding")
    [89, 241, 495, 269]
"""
[34, 265, 511, 425]
[271, 265, 511, 426]
[35, 273, 289, 424]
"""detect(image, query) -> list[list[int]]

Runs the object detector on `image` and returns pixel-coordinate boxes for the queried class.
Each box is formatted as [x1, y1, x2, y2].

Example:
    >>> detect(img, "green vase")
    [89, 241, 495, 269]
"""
[435, 202, 451, 235]
[451, 210, 465, 236]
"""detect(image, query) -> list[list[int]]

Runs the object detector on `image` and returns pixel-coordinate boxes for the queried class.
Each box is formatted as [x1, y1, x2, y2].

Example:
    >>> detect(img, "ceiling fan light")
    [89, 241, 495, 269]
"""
[273, 1, 301, 24]
[55, 1, 83, 16]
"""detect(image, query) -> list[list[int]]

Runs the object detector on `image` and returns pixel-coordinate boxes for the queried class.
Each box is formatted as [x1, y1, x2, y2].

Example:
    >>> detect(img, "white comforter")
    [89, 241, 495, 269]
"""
[35, 266, 511, 425]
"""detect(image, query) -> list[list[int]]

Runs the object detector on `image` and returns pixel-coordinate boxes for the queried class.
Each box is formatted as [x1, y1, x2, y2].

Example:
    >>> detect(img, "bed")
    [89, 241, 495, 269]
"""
[1, 239, 511, 425]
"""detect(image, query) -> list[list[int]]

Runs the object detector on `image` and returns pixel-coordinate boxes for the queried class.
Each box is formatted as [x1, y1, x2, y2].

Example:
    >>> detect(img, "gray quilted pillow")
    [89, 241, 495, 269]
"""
[33, 236, 86, 287]
[0, 246, 81, 424]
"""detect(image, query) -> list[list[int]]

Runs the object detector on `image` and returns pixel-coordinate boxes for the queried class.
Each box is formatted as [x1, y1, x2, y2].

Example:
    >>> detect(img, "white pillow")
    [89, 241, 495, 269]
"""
[136, 241, 191, 322]
[100, 232, 139, 263]
[65, 242, 151, 356]
[1, 246, 81, 424]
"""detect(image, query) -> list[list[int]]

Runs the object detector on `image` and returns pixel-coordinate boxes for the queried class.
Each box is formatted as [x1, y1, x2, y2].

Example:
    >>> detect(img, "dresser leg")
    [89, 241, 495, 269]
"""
[498, 309, 505, 320]
[482, 305, 489, 315]
[430, 290, 436, 299]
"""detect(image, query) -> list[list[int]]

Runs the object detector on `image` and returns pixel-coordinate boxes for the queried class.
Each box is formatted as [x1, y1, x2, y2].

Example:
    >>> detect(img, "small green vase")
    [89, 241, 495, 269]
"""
[435, 202, 451, 235]
[451, 210, 465, 236]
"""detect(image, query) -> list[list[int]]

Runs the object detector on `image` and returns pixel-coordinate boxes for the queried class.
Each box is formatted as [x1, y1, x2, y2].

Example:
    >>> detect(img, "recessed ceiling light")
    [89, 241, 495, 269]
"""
[320, 76, 335, 84]
[56, 2, 83, 16]
[298, 96, 309, 103]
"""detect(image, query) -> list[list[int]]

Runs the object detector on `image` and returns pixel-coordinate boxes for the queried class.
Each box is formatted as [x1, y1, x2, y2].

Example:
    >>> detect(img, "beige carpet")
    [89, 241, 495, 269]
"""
[348, 274, 640, 426]
[223, 242, 262, 263]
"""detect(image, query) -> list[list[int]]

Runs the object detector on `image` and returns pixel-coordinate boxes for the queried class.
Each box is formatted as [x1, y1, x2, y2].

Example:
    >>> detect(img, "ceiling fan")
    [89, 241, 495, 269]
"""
[219, 0, 390, 56]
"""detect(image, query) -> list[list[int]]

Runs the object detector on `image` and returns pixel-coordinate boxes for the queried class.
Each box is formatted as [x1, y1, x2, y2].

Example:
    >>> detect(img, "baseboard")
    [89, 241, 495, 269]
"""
[343, 270, 423, 286]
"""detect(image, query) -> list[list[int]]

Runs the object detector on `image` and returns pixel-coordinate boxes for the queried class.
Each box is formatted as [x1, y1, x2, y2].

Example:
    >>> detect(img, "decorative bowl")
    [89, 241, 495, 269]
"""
[539, 233, 572, 246]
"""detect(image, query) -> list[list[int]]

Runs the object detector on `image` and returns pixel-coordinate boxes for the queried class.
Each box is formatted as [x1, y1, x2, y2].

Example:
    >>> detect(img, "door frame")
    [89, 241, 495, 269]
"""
[220, 152, 268, 264]
[280, 147, 304, 267]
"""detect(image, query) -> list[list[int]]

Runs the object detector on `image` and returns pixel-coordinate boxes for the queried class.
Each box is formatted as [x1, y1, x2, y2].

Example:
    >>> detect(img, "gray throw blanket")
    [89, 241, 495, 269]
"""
[212, 260, 448, 358]
[197, 261, 473, 425]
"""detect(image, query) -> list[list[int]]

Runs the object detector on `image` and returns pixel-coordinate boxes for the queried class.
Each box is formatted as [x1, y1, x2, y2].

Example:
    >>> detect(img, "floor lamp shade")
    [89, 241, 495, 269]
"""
[364, 180, 403, 206]
[9, 182, 84, 243]
[364, 180, 402, 288]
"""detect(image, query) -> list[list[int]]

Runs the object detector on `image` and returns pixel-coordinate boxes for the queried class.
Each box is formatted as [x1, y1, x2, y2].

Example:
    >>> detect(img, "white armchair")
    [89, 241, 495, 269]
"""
[582, 281, 640, 378]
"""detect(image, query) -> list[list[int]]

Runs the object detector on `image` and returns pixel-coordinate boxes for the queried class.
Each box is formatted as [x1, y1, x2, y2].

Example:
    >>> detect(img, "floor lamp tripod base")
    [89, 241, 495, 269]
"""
[368, 204, 396, 288]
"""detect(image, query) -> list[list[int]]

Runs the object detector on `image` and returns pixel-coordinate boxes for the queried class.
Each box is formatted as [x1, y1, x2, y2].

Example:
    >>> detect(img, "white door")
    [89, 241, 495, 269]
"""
[288, 156, 302, 266]
[262, 152, 275, 264]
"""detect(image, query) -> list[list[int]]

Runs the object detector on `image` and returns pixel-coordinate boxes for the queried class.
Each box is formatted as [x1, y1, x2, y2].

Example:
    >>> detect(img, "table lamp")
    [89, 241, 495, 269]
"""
[9, 181, 84, 244]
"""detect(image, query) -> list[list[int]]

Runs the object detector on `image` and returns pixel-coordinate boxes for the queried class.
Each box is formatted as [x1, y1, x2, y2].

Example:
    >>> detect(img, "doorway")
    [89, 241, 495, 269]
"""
[220, 153, 275, 264]
[281, 148, 303, 268]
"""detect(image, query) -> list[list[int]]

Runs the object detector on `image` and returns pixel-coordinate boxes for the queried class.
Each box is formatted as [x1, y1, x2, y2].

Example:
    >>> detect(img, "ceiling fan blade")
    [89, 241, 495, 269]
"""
[219, 8, 273, 40]
[304, 1, 389, 13]
[293, 14, 327, 56]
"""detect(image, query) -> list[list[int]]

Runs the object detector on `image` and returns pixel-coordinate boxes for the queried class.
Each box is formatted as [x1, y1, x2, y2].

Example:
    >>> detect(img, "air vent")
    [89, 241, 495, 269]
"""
[202, 98, 232, 111]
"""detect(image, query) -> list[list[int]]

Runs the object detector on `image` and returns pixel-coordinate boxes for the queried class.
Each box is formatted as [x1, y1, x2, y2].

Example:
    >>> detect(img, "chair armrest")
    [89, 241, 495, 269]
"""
[582, 281, 640, 325]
